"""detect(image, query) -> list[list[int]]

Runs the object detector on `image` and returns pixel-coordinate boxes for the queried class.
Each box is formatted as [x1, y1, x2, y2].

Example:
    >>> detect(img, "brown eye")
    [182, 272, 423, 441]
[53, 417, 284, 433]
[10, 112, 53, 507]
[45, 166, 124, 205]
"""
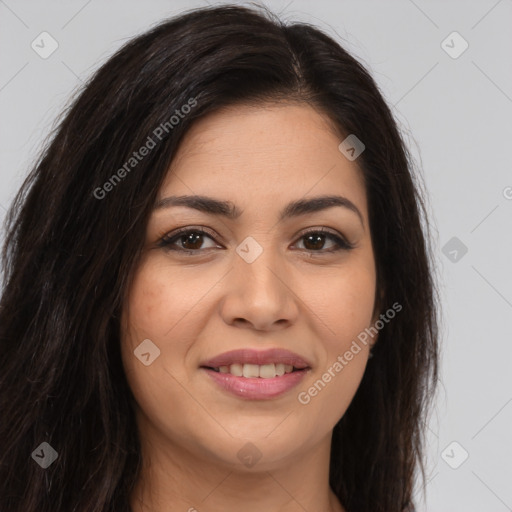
[177, 232, 206, 251]
[295, 229, 354, 252]
[157, 226, 354, 255]
[158, 228, 219, 253]
[302, 233, 328, 251]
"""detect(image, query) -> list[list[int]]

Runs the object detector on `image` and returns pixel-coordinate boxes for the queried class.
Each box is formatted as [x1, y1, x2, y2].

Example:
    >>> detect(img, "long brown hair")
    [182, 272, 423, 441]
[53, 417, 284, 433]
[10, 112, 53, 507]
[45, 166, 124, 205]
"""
[0, 4, 439, 511]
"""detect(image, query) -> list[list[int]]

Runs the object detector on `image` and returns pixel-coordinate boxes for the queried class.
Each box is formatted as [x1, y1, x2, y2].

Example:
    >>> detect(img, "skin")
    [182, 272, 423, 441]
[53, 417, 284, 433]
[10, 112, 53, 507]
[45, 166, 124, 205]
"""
[121, 102, 380, 512]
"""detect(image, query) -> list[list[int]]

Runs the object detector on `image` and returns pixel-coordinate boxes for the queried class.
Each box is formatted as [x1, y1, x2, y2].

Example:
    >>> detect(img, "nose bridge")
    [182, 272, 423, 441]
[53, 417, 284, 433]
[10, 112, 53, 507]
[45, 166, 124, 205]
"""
[220, 234, 298, 330]
[235, 234, 284, 300]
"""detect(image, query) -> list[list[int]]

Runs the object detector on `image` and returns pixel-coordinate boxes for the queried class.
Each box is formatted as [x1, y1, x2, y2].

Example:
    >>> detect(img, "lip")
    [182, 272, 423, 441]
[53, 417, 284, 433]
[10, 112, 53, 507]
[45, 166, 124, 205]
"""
[199, 348, 312, 370]
[201, 367, 310, 400]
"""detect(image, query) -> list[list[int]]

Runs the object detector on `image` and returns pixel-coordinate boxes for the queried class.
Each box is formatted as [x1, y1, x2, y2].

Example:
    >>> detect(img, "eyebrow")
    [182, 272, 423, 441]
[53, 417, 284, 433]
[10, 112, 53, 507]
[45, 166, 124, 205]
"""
[154, 194, 364, 226]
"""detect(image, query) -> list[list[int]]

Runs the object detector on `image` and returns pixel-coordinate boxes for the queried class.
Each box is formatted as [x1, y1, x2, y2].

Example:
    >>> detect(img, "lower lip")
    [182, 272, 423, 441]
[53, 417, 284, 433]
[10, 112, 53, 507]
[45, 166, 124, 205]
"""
[201, 367, 309, 400]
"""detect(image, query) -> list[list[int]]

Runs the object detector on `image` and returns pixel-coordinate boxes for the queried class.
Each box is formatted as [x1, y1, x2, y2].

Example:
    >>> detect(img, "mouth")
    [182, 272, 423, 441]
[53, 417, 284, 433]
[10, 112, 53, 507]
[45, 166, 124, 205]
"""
[199, 348, 312, 400]
[201, 363, 306, 378]
[199, 348, 311, 372]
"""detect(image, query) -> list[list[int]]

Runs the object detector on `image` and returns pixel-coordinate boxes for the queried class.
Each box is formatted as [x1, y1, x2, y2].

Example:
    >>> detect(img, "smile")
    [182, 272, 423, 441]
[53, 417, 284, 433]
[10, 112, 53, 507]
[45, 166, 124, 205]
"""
[199, 348, 312, 399]
[207, 363, 298, 378]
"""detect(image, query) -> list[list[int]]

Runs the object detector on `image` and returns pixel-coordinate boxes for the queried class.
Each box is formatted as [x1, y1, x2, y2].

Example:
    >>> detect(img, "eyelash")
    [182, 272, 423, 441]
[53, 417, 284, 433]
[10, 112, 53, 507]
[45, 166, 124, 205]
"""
[156, 226, 355, 255]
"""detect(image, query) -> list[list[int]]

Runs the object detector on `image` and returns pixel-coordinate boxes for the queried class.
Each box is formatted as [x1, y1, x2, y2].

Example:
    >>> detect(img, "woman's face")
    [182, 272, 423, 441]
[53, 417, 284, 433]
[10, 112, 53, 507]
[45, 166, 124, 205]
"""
[121, 102, 378, 471]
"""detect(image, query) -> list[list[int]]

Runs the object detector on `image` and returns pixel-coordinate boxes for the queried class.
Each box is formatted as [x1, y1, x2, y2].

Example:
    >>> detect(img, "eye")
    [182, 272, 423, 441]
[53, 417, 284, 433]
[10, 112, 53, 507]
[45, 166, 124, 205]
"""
[293, 228, 354, 253]
[157, 226, 354, 255]
[157, 227, 220, 253]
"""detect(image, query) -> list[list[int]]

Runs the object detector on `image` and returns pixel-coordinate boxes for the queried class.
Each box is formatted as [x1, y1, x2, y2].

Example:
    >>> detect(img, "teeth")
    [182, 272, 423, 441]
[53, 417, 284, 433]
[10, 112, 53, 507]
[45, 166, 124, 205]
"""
[214, 363, 299, 378]
[229, 363, 243, 377]
[259, 364, 276, 378]
[243, 364, 260, 378]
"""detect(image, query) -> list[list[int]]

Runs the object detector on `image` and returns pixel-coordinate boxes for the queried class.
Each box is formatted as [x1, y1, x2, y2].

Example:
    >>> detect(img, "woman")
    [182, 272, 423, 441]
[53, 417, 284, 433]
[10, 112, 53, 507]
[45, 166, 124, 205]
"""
[0, 4, 439, 512]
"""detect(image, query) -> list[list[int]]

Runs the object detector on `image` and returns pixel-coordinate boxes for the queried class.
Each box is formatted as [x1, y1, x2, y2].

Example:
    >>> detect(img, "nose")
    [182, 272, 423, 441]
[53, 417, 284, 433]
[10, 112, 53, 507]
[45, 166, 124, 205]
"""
[219, 244, 299, 332]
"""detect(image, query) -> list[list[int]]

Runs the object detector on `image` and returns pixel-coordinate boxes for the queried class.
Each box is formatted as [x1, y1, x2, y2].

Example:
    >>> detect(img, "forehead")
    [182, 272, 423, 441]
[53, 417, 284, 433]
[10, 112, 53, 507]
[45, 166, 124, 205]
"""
[160, 103, 368, 222]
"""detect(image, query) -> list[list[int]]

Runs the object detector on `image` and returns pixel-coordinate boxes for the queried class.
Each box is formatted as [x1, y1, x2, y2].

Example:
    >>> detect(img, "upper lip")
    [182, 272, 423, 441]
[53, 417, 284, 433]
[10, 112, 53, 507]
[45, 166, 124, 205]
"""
[200, 348, 312, 370]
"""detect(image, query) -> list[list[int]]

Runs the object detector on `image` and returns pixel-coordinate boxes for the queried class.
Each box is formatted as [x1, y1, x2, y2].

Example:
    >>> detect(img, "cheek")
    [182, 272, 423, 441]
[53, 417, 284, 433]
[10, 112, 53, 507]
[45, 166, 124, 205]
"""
[294, 263, 375, 425]
[120, 260, 190, 389]
[119, 258, 234, 455]
[119, 261, 205, 427]
[120, 256, 225, 393]
[310, 260, 377, 344]
[122, 258, 213, 342]
[122, 262, 175, 341]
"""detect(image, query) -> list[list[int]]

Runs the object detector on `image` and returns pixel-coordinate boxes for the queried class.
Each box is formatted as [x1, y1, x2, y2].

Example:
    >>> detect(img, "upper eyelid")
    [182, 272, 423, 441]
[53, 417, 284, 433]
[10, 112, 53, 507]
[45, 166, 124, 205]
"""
[161, 226, 350, 248]
[164, 225, 344, 239]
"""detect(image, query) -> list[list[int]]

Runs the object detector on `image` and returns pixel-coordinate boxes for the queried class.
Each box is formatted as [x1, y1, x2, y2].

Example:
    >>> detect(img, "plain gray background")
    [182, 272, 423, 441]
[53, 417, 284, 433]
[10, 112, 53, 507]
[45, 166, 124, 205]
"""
[1, 1, 511, 510]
